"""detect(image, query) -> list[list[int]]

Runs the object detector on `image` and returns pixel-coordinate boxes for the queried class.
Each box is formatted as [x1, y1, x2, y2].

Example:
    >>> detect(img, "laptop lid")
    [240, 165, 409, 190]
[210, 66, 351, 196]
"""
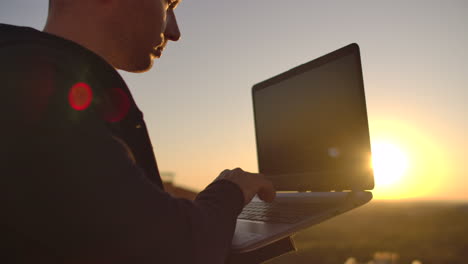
[252, 43, 374, 192]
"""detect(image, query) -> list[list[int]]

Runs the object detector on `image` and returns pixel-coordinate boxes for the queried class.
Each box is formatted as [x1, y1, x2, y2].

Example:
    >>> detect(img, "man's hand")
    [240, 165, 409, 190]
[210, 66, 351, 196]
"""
[216, 168, 276, 206]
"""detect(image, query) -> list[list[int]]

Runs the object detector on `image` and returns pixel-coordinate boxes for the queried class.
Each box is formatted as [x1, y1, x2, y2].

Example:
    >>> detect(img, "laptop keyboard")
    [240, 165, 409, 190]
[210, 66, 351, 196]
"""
[238, 201, 334, 224]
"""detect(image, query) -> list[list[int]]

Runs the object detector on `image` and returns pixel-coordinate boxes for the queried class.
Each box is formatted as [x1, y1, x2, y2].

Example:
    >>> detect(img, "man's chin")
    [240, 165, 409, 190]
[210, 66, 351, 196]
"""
[118, 57, 155, 73]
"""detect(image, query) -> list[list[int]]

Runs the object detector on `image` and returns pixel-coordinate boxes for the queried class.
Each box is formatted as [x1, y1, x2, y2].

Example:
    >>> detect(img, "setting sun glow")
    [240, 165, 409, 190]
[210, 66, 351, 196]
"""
[371, 141, 409, 187]
[369, 120, 448, 200]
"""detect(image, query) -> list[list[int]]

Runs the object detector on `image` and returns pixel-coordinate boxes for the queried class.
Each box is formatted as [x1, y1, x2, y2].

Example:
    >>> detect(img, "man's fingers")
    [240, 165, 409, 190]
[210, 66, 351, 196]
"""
[216, 168, 276, 205]
[256, 174, 276, 203]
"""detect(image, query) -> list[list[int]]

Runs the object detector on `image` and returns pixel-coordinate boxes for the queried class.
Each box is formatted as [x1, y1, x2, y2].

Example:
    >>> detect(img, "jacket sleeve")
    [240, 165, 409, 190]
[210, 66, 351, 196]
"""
[2, 52, 244, 264]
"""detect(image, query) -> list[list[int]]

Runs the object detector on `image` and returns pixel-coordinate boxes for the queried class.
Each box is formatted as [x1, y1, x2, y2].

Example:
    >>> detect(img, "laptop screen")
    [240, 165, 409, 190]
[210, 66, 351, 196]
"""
[253, 44, 374, 191]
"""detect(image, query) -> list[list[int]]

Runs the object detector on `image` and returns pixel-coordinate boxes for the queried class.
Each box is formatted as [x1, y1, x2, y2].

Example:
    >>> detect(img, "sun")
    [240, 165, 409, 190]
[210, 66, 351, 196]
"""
[369, 120, 450, 200]
[371, 140, 409, 188]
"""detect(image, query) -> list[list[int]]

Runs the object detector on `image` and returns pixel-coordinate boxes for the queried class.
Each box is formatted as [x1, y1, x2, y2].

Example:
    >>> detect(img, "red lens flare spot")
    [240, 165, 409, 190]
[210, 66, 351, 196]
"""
[69, 82, 93, 111]
[101, 88, 131, 123]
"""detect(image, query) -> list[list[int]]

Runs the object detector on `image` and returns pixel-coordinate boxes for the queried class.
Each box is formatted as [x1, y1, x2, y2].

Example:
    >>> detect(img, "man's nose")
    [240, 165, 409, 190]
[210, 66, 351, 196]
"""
[164, 10, 181, 41]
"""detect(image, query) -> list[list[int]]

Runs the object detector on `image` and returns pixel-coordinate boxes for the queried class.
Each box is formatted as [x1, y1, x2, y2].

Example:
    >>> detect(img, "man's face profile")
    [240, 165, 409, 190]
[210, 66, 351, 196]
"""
[112, 0, 181, 72]
[46, 0, 181, 73]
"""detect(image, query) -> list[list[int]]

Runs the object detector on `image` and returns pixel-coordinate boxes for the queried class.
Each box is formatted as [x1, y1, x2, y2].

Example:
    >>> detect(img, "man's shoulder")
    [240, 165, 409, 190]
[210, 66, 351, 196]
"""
[0, 23, 106, 75]
[0, 24, 130, 126]
[0, 23, 35, 39]
[0, 24, 130, 96]
[0, 24, 128, 94]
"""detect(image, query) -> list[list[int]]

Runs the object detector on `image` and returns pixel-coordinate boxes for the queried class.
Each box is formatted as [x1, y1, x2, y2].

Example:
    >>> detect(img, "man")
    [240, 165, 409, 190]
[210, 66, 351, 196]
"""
[1, 0, 275, 263]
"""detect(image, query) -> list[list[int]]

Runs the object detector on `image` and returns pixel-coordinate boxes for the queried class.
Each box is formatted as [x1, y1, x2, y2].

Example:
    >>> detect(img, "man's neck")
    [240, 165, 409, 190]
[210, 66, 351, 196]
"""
[43, 15, 118, 68]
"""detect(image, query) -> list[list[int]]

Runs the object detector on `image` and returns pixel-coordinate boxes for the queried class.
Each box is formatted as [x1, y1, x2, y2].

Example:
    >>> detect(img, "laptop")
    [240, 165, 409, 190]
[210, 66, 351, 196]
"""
[231, 43, 374, 253]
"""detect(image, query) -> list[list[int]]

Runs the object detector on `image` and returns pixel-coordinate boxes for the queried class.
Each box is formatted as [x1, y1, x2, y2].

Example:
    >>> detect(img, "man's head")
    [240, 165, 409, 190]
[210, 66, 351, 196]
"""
[45, 0, 181, 73]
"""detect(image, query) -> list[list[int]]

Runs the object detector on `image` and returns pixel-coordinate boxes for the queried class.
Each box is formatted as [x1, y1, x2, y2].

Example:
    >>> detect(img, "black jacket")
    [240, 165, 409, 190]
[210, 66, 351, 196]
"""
[0, 24, 244, 264]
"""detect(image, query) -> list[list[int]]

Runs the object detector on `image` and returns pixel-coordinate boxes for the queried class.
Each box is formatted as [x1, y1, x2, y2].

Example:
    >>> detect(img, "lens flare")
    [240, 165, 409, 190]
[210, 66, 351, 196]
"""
[100, 87, 131, 123]
[69, 82, 93, 111]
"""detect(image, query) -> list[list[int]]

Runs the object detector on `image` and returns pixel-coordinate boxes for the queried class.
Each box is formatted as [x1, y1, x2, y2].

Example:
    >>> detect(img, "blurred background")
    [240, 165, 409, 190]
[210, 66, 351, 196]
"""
[2, 0, 467, 263]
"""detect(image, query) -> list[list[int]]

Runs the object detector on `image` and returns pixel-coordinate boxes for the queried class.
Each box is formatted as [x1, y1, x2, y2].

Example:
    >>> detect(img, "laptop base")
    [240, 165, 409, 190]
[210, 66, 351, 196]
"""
[232, 191, 372, 253]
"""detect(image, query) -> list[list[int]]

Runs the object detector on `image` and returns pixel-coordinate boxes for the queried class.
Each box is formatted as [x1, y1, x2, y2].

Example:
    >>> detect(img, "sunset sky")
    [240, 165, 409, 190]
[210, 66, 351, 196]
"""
[1, 0, 466, 201]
